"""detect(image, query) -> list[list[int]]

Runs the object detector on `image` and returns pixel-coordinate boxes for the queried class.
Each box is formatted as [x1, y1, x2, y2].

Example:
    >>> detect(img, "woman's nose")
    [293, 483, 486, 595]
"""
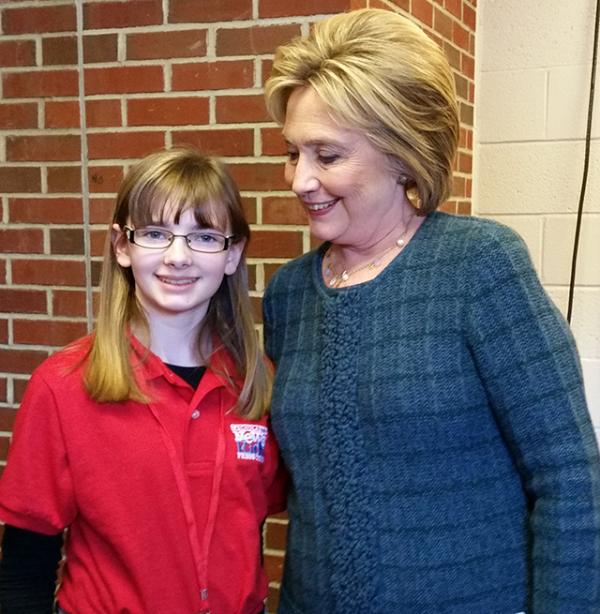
[286, 156, 320, 195]
[163, 235, 193, 266]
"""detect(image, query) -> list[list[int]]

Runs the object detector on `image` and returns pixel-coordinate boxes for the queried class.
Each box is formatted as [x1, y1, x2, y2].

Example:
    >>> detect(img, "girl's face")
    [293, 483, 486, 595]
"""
[113, 208, 244, 327]
[282, 86, 408, 250]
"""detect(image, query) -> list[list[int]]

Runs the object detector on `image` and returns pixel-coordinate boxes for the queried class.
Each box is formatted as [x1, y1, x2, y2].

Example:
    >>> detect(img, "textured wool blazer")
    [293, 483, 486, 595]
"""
[264, 211, 600, 614]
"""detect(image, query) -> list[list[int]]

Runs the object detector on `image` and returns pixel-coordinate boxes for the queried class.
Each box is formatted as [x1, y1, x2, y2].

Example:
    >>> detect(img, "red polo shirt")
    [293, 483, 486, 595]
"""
[0, 336, 287, 614]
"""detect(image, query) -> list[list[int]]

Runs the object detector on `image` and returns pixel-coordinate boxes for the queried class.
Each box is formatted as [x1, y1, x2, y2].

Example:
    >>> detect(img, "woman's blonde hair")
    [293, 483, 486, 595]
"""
[85, 147, 271, 420]
[264, 8, 459, 214]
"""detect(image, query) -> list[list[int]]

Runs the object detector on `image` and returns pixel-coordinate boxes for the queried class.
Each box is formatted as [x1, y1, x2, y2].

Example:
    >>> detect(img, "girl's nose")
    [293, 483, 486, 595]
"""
[163, 235, 193, 266]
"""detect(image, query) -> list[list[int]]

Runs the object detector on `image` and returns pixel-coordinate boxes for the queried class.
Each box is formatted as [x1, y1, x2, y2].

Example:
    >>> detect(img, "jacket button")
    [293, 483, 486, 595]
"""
[191, 409, 200, 419]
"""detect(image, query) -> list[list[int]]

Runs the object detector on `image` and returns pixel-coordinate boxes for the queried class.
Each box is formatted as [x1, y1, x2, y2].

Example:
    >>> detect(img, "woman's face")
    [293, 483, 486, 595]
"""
[282, 86, 407, 249]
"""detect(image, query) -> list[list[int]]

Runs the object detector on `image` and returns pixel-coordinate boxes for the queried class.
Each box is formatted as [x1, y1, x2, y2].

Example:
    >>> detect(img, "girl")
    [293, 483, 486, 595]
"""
[0, 148, 286, 614]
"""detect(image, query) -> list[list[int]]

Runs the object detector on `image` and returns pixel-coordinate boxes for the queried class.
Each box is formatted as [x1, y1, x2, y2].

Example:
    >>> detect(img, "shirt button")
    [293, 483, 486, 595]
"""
[191, 410, 201, 419]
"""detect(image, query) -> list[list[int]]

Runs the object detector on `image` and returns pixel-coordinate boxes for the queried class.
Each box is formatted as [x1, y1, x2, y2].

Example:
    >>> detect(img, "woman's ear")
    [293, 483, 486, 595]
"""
[112, 224, 132, 268]
[224, 238, 246, 276]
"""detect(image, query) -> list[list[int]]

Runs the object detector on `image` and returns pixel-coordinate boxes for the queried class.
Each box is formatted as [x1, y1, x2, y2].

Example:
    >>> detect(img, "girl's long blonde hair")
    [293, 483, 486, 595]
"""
[84, 147, 271, 420]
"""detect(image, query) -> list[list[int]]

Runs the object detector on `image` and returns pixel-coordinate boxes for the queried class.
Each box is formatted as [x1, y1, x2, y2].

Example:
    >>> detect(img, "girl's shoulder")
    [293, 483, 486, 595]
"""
[32, 334, 93, 384]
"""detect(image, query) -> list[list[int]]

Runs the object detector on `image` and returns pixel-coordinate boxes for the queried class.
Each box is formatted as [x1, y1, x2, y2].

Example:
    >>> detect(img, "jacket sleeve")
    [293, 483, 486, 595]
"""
[0, 525, 63, 614]
[464, 223, 600, 612]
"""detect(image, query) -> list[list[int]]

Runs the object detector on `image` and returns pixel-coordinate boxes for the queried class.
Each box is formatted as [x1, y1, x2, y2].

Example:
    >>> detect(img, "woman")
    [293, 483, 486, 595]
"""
[262, 8, 600, 613]
[0, 148, 286, 613]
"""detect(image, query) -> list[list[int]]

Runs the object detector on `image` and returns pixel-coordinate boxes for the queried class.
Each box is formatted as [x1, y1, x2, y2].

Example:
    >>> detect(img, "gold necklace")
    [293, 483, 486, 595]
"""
[324, 213, 415, 288]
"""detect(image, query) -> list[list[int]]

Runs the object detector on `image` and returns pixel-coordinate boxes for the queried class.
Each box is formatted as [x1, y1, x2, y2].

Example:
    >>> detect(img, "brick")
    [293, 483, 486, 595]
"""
[8, 198, 83, 224]
[12, 258, 86, 286]
[170, 0, 251, 23]
[261, 127, 285, 156]
[463, 4, 476, 31]
[0, 289, 47, 314]
[461, 53, 475, 80]
[261, 58, 273, 87]
[3, 70, 78, 98]
[460, 101, 473, 125]
[13, 319, 87, 347]
[0, 348, 48, 374]
[90, 198, 115, 224]
[13, 378, 30, 404]
[172, 60, 253, 92]
[263, 552, 284, 583]
[91, 261, 103, 287]
[0, 39, 36, 67]
[0, 167, 41, 193]
[230, 163, 288, 191]
[454, 72, 468, 99]
[88, 166, 124, 193]
[263, 197, 307, 225]
[83, 0, 162, 29]
[3, 5, 76, 34]
[84, 66, 164, 95]
[0, 320, 7, 344]
[266, 585, 281, 614]
[264, 520, 288, 550]
[216, 95, 270, 123]
[127, 30, 207, 60]
[458, 151, 472, 173]
[247, 230, 303, 258]
[87, 132, 165, 159]
[50, 228, 85, 255]
[0, 437, 10, 461]
[172, 128, 253, 157]
[259, 0, 349, 17]
[83, 34, 119, 63]
[0, 103, 38, 129]
[412, 0, 434, 27]
[453, 21, 470, 51]
[87, 100, 122, 127]
[90, 228, 107, 257]
[127, 97, 209, 126]
[53, 289, 87, 317]
[216, 24, 301, 56]
[0, 229, 44, 254]
[445, 0, 462, 19]
[0, 409, 17, 432]
[434, 7, 454, 40]
[0, 261, 6, 284]
[7, 135, 81, 162]
[241, 197, 257, 224]
[42, 35, 77, 65]
[444, 42, 461, 71]
[47, 167, 81, 193]
[45, 99, 123, 129]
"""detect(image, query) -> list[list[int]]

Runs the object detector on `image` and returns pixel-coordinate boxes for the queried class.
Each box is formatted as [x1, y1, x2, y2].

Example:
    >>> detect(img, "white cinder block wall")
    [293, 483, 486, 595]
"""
[474, 0, 600, 441]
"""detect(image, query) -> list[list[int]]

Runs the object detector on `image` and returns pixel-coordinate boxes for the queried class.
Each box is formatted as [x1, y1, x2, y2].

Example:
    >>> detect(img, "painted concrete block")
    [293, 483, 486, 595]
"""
[476, 69, 546, 143]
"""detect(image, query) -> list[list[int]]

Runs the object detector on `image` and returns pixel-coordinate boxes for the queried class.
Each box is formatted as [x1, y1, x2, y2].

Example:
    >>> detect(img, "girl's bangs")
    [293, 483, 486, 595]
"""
[128, 180, 232, 231]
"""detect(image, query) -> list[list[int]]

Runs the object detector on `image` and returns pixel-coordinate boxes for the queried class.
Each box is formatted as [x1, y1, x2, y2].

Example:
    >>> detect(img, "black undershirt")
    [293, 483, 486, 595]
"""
[0, 364, 206, 613]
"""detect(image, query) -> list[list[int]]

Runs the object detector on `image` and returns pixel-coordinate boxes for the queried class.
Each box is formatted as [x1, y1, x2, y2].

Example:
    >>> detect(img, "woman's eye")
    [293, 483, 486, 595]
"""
[286, 150, 299, 163]
[318, 154, 338, 165]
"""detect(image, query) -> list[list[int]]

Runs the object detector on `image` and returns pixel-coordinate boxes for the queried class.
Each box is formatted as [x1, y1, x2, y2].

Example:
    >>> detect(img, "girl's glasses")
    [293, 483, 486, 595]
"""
[124, 226, 234, 253]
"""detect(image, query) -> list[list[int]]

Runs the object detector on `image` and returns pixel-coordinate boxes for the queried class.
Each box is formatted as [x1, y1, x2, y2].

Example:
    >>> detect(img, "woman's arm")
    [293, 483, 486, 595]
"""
[0, 525, 63, 614]
[465, 222, 600, 612]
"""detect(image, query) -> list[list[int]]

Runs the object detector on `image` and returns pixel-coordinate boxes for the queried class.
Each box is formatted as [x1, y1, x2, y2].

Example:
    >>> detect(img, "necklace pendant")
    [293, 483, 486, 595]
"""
[341, 270, 349, 282]
[396, 238, 405, 247]
[329, 277, 338, 287]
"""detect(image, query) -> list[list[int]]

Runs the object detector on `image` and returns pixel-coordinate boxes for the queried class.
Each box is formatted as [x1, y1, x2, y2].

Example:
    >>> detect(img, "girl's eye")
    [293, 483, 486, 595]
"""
[141, 228, 169, 240]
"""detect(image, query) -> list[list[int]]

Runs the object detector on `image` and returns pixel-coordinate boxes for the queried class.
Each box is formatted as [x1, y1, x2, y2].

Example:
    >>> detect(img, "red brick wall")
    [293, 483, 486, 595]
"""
[0, 0, 476, 609]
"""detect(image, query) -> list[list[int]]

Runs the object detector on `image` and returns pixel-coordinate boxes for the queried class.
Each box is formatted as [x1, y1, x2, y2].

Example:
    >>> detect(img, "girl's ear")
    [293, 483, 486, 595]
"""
[224, 238, 246, 276]
[112, 224, 132, 268]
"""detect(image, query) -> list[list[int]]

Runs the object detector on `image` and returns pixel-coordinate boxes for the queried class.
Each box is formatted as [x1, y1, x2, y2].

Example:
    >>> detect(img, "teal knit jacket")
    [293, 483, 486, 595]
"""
[263, 212, 600, 614]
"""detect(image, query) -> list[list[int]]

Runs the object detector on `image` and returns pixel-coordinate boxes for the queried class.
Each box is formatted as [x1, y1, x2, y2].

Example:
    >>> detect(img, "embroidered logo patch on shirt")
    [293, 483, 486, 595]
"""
[229, 424, 268, 463]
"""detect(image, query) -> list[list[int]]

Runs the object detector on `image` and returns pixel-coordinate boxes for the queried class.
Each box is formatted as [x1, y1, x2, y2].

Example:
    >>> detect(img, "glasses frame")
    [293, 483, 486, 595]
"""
[123, 226, 235, 253]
